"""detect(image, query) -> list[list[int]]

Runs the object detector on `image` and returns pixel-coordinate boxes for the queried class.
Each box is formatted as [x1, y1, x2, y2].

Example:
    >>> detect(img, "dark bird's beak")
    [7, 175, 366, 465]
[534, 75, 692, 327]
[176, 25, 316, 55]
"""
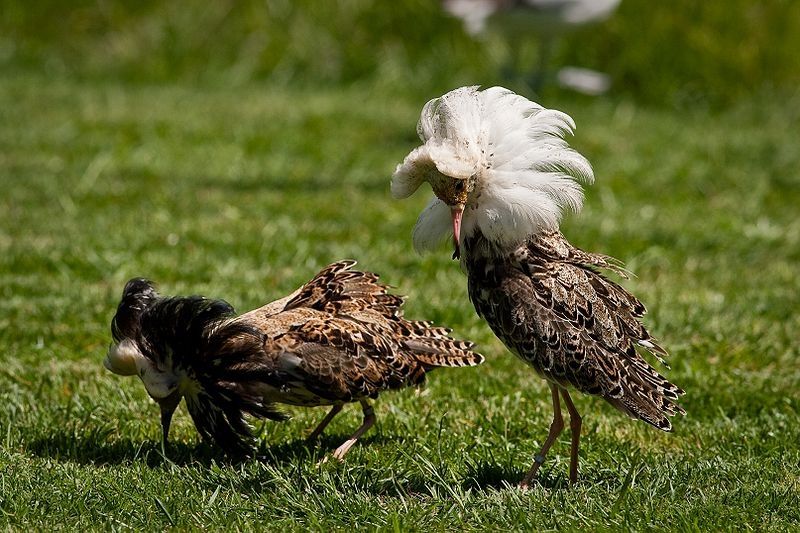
[451, 204, 464, 260]
[158, 390, 182, 449]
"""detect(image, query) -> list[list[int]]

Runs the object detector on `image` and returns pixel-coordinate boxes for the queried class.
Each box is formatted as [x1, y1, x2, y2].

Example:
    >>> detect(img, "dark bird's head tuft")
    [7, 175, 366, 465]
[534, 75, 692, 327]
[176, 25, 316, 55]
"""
[104, 278, 160, 377]
[112, 278, 160, 342]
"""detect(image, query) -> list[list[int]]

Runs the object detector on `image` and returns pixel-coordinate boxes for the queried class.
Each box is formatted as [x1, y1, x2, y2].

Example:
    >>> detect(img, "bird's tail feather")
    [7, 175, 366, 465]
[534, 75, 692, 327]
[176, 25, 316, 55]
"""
[285, 260, 484, 369]
[607, 363, 686, 432]
[400, 319, 484, 368]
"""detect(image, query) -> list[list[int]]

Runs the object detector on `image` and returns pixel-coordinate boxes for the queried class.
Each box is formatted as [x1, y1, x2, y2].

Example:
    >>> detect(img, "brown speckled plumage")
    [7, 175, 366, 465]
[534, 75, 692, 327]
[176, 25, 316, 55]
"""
[466, 231, 684, 431]
[105, 261, 483, 457]
[231, 260, 482, 407]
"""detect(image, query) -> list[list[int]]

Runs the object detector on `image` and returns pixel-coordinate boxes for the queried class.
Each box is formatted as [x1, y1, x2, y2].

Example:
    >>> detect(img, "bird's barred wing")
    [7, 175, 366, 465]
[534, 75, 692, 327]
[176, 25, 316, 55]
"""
[265, 316, 425, 403]
[284, 260, 405, 317]
[471, 258, 684, 431]
[524, 230, 632, 279]
[239, 261, 402, 323]
[240, 262, 483, 403]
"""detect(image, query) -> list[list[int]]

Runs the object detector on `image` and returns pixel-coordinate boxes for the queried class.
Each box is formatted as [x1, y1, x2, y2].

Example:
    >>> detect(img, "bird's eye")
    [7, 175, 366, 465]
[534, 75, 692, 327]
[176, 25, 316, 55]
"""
[454, 181, 464, 192]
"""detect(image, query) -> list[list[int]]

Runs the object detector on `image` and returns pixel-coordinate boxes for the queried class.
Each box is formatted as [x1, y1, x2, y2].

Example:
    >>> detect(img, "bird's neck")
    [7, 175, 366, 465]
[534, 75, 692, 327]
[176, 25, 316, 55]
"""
[462, 230, 517, 268]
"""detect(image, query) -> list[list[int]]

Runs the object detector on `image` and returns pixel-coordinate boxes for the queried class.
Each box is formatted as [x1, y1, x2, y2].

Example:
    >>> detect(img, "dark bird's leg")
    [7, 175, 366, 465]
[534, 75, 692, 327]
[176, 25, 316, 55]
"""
[332, 400, 376, 461]
[560, 389, 582, 485]
[306, 404, 344, 442]
[520, 384, 564, 488]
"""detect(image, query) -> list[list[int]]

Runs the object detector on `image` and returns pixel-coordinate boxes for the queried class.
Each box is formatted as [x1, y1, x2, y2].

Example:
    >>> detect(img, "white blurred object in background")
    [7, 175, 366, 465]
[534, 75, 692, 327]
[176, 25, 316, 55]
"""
[442, 0, 621, 94]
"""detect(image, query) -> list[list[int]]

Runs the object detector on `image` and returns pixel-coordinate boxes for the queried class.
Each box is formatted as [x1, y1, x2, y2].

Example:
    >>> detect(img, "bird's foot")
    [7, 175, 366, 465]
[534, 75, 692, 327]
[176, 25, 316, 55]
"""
[518, 473, 537, 490]
[316, 441, 354, 466]
[331, 438, 357, 461]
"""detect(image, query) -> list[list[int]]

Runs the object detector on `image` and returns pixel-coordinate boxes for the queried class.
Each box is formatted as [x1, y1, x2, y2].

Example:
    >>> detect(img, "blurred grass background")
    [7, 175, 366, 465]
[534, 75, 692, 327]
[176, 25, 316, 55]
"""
[1, 0, 799, 530]
[2, 0, 798, 106]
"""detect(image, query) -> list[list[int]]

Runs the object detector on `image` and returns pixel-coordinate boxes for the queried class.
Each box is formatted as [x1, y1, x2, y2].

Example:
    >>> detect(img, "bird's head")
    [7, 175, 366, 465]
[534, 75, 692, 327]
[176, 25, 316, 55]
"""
[105, 279, 263, 451]
[392, 85, 594, 258]
[425, 173, 479, 259]
[104, 278, 188, 446]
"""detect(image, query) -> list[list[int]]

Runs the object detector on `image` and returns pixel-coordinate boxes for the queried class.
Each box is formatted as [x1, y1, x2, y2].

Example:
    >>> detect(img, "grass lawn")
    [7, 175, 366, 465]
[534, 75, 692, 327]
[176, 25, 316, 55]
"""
[1, 71, 799, 530]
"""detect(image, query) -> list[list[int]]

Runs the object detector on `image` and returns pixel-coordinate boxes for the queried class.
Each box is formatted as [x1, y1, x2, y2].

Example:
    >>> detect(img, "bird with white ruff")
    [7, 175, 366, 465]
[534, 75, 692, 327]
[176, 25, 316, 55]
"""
[392, 86, 684, 486]
[104, 261, 483, 459]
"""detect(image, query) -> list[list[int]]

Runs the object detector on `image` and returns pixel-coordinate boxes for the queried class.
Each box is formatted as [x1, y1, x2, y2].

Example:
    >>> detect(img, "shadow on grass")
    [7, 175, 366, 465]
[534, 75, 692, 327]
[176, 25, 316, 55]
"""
[25, 429, 621, 498]
[24, 429, 386, 470]
[461, 459, 572, 491]
[460, 456, 625, 491]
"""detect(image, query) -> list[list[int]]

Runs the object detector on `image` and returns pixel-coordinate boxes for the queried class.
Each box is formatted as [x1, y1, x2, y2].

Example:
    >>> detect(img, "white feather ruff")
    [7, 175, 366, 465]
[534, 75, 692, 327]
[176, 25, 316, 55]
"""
[393, 86, 594, 252]
[411, 197, 453, 253]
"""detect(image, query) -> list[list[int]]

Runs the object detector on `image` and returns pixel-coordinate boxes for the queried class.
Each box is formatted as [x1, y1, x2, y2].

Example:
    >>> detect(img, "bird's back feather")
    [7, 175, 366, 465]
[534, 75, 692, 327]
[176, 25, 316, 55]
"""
[466, 231, 684, 431]
[234, 261, 484, 406]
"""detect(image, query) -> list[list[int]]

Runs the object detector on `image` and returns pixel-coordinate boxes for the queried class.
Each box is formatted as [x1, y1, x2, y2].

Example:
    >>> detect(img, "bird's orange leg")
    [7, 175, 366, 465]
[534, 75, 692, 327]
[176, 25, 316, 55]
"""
[331, 400, 375, 461]
[306, 404, 344, 442]
[560, 389, 582, 485]
[520, 384, 564, 488]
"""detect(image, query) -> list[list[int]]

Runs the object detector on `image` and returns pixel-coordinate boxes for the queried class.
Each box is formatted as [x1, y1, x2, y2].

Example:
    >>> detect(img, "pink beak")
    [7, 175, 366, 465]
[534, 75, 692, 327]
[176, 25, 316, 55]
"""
[451, 204, 464, 260]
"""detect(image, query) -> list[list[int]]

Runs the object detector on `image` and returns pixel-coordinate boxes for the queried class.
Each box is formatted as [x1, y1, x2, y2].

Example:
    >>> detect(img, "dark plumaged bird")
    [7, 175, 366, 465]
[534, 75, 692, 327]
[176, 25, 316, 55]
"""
[104, 261, 483, 458]
[392, 86, 684, 486]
